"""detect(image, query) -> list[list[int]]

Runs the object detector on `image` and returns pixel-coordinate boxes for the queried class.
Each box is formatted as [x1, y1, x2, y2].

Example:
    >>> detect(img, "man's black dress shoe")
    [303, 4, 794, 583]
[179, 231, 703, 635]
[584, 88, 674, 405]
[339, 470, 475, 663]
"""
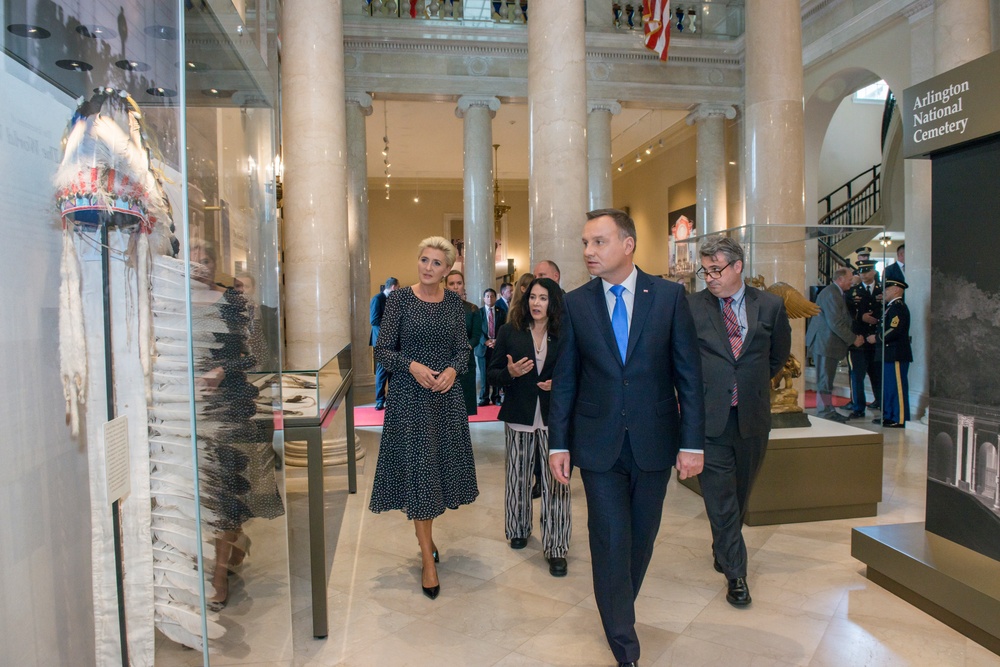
[848, 411, 866, 419]
[867, 401, 880, 409]
[726, 577, 751, 606]
[510, 537, 528, 549]
[886, 422, 905, 428]
[548, 557, 567, 577]
[531, 480, 542, 499]
[374, 401, 385, 410]
[617, 661, 637, 667]
[478, 400, 490, 407]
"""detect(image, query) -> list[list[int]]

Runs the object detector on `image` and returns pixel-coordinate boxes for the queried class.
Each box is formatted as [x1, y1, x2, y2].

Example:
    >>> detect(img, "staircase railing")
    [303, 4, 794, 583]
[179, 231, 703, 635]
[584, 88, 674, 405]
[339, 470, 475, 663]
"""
[816, 164, 881, 285]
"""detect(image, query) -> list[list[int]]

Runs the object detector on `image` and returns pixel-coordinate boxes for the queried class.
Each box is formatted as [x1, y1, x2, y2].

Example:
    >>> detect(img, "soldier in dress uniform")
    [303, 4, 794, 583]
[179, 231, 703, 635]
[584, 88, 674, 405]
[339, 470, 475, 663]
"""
[846, 261, 882, 418]
[855, 246, 881, 285]
[874, 278, 911, 427]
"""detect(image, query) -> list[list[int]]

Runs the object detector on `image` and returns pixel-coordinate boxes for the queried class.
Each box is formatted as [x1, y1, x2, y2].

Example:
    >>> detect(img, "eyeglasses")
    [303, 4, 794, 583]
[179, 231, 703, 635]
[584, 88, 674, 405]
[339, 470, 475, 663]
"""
[696, 262, 732, 279]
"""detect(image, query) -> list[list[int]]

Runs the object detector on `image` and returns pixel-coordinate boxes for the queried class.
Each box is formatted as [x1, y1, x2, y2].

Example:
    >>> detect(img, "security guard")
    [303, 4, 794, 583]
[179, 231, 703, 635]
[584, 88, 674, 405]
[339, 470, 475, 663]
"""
[846, 261, 882, 418]
[875, 278, 911, 427]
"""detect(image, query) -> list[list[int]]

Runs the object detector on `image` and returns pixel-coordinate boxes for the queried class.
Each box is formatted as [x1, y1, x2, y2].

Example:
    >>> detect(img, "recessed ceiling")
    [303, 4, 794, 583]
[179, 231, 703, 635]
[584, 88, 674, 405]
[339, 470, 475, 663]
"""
[367, 99, 691, 181]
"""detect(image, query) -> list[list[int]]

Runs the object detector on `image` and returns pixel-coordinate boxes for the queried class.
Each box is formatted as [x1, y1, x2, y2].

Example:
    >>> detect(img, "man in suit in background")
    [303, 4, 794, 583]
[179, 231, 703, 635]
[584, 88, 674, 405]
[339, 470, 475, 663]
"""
[497, 281, 513, 316]
[549, 209, 704, 667]
[884, 243, 905, 288]
[688, 237, 790, 607]
[476, 288, 506, 406]
[370, 277, 398, 410]
[533, 259, 561, 287]
[806, 267, 863, 423]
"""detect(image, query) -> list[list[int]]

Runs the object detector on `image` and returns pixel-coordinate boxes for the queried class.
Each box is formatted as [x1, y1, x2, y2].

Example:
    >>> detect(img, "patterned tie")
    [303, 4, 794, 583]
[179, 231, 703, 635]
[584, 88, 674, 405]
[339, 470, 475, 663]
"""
[722, 296, 742, 406]
[610, 284, 628, 363]
[488, 307, 495, 338]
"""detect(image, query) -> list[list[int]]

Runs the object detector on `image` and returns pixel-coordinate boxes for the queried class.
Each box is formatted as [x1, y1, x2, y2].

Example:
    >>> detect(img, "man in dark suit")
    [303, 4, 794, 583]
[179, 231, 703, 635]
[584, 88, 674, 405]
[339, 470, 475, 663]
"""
[805, 267, 862, 423]
[369, 277, 398, 410]
[688, 237, 791, 607]
[549, 209, 704, 667]
[846, 261, 882, 417]
[884, 243, 905, 288]
[497, 281, 513, 316]
[475, 288, 506, 406]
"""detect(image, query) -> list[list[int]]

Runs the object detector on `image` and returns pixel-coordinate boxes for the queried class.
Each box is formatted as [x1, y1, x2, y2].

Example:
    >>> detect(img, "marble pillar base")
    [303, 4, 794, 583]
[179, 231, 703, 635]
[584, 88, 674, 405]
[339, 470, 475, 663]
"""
[285, 433, 365, 467]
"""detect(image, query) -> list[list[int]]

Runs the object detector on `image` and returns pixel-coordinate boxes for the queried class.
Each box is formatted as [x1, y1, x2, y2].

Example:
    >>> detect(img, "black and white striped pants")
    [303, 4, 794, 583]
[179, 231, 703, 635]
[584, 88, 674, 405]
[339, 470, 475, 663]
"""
[504, 425, 572, 558]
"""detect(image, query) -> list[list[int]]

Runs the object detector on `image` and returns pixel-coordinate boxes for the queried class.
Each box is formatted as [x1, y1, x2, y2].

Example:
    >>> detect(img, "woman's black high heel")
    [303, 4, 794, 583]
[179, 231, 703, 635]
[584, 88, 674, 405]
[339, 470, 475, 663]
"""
[422, 564, 440, 600]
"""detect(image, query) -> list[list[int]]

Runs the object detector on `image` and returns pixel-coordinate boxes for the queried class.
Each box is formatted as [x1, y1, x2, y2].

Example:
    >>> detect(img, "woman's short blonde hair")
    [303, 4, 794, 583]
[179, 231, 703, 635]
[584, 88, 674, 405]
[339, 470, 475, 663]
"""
[417, 236, 457, 267]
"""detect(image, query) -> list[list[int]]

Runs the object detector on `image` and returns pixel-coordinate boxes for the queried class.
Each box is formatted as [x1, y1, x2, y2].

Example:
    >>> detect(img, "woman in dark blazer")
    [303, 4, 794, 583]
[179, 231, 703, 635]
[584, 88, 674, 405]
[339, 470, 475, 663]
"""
[488, 277, 572, 577]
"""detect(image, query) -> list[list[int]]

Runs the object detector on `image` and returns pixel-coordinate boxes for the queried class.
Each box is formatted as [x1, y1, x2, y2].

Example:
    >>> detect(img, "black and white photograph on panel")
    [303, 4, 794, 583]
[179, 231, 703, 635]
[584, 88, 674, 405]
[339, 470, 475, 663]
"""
[927, 135, 1000, 561]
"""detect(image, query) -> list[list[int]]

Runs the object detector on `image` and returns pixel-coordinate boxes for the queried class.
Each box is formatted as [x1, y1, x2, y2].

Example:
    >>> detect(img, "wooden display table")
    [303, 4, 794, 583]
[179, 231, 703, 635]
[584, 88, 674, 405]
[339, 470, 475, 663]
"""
[679, 416, 883, 525]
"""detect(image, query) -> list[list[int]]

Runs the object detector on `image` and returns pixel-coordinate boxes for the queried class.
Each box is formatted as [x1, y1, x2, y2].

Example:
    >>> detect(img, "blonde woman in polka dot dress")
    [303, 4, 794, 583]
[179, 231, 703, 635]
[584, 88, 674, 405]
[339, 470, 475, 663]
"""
[369, 237, 479, 599]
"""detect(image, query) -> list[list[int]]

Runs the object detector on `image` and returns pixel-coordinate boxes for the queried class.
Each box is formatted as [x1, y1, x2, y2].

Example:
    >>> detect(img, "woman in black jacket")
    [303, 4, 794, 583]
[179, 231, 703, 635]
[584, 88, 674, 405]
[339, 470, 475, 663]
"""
[488, 277, 572, 577]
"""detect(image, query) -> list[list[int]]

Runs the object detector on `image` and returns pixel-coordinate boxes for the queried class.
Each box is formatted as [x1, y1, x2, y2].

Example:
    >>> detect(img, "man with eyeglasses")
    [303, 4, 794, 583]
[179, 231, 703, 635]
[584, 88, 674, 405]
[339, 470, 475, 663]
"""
[688, 237, 791, 607]
[806, 267, 864, 422]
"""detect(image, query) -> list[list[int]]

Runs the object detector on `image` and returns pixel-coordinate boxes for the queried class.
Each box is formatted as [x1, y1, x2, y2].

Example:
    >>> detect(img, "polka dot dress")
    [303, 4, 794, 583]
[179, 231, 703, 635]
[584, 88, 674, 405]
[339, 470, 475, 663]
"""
[369, 287, 479, 520]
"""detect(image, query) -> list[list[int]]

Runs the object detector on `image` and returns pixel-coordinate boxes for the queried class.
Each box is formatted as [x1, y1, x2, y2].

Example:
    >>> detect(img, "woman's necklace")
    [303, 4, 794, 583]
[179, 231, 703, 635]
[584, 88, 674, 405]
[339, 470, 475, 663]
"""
[531, 324, 547, 353]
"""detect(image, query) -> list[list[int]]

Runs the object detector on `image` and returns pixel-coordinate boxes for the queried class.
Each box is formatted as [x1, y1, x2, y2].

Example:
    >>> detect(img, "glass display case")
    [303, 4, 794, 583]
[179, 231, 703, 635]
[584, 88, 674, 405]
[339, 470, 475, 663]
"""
[2, 1, 288, 665]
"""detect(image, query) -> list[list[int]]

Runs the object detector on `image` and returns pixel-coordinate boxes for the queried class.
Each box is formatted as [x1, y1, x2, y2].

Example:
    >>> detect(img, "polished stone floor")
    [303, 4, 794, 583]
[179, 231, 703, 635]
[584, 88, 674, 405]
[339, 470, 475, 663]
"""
[154, 396, 1000, 666]
[286, 418, 999, 667]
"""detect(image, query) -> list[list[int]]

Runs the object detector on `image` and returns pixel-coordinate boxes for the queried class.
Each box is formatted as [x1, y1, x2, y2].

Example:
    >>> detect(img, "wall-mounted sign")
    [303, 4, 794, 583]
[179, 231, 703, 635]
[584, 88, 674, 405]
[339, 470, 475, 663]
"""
[902, 49, 1000, 159]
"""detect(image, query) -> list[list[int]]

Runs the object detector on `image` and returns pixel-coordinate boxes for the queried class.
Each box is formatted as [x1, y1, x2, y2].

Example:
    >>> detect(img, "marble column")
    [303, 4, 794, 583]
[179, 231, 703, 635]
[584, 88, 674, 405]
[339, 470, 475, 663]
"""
[456, 96, 500, 303]
[686, 104, 737, 236]
[346, 92, 374, 388]
[282, 0, 350, 370]
[587, 100, 621, 211]
[935, 0, 992, 73]
[529, 0, 589, 289]
[744, 0, 806, 398]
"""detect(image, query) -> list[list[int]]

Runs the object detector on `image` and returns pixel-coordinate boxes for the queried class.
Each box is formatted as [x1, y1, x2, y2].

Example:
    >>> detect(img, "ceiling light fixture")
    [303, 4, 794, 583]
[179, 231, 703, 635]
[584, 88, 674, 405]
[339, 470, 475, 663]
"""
[7, 24, 50, 38]
[635, 152, 642, 163]
[645, 144, 652, 154]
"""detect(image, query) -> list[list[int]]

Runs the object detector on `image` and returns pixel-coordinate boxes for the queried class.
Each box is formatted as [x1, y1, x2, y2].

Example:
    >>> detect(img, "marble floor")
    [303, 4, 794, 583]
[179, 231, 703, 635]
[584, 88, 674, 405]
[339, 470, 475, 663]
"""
[285, 417, 999, 667]
[152, 386, 999, 667]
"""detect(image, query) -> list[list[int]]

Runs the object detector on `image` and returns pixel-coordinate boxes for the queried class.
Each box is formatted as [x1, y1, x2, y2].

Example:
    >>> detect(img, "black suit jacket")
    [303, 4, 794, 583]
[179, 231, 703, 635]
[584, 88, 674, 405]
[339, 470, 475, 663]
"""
[487, 324, 556, 426]
[688, 286, 791, 439]
[549, 268, 705, 472]
[475, 305, 507, 357]
[884, 262, 905, 285]
[370, 291, 387, 347]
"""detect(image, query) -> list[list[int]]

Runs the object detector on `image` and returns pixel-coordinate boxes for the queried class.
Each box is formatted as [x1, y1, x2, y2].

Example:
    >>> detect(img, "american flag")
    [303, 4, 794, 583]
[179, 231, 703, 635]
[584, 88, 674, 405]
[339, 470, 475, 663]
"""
[642, 0, 671, 61]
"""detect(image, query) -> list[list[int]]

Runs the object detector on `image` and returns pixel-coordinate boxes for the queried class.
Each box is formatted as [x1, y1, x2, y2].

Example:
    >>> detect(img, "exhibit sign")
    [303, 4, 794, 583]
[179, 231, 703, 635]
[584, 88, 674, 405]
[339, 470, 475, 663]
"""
[902, 49, 1000, 159]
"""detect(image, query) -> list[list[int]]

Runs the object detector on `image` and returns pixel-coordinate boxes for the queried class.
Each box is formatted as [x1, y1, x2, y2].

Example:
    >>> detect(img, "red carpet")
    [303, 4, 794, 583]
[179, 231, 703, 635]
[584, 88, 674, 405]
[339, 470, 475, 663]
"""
[802, 390, 851, 409]
[355, 403, 501, 427]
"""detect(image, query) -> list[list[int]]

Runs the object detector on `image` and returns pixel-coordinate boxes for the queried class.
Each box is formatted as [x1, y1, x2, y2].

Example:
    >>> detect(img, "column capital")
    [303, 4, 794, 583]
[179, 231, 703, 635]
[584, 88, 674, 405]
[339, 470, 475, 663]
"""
[588, 99, 622, 115]
[345, 91, 374, 115]
[455, 95, 501, 119]
[903, 0, 933, 22]
[685, 103, 737, 125]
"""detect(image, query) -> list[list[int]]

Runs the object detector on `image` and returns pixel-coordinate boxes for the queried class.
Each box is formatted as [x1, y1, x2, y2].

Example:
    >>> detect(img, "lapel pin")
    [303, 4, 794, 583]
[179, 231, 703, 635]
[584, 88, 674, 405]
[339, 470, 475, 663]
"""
[642, 289, 649, 293]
